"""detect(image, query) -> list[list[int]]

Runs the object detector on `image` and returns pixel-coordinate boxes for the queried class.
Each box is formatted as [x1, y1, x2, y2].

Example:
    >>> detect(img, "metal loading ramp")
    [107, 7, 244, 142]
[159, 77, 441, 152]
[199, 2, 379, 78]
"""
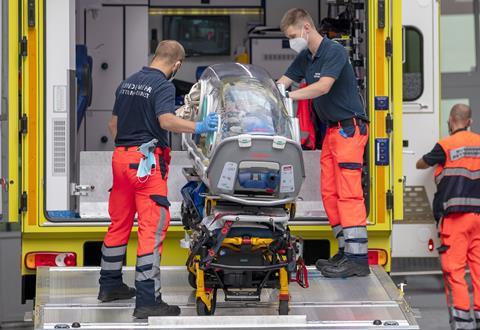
[34, 266, 419, 329]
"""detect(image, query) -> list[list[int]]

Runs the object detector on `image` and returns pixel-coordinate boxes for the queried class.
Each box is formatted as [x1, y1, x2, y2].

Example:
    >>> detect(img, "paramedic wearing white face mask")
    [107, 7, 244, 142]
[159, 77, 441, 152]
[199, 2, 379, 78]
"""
[277, 8, 369, 278]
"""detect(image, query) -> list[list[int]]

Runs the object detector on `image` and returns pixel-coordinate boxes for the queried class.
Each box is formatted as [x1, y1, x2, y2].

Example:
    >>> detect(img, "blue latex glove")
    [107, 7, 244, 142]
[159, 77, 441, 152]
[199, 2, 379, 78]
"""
[136, 138, 158, 178]
[195, 113, 219, 134]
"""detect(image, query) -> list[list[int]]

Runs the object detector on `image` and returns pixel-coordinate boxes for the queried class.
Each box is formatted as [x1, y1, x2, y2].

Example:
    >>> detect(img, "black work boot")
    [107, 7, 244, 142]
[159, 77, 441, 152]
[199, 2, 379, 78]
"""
[321, 258, 370, 278]
[98, 283, 136, 302]
[315, 251, 346, 270]
[133, 298, 181, 319]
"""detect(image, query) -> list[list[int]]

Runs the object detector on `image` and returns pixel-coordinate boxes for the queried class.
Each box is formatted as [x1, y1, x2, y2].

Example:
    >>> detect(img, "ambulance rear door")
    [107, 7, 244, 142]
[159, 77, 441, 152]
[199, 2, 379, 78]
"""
[0, 1, 21, 223]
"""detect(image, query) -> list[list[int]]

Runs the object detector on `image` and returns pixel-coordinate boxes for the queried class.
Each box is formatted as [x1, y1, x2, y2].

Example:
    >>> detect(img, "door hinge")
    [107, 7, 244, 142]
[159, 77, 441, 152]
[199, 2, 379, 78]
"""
[20, 37, 28, 57]
[386, 113, 393, 134]
[20, 191, 28, 213]
[378, 0, 385, 29]
[385, 37, 392, 57]
[20, 114, 28, 134]
[386, 190, 393, 210]
[28, 0, 36, 27]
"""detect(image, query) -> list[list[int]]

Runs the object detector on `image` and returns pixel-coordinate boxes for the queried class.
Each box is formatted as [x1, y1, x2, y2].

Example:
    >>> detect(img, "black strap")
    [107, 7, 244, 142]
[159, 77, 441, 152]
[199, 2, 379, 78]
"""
[158, 154, 167, 179]
[202, 220, 234, 269]
[328, 117, 368, 129]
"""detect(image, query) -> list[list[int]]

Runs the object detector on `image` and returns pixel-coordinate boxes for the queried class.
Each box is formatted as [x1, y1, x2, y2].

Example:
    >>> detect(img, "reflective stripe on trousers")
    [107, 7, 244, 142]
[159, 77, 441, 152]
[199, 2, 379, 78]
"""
[332, 224, 345, 249]
[450, 307, 475, 330]
[99, 243, 127, 287]
[343, 226, 368, 255]
[100, 244, 126, 271]
[135, 207, 168, 300]
[135, 205, 170, 307]
[99, 147, 171, 303]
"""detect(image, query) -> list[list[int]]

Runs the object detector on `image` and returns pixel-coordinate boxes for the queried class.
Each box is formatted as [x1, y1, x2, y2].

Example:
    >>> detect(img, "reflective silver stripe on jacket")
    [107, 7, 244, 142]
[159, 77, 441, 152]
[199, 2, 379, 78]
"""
[435, 168, 480, 185]
[444, 197, 480, 210]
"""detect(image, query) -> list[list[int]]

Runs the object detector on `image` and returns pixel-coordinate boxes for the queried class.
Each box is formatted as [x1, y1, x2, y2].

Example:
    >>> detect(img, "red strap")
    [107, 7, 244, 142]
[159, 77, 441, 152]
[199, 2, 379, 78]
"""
[296, 83, 316, 150]
[294, 258, 309, 289]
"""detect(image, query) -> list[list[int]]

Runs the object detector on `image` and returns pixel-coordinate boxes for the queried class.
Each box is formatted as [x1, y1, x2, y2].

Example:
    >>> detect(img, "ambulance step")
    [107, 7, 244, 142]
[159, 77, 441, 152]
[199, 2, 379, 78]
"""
[34, 266, 419, 329]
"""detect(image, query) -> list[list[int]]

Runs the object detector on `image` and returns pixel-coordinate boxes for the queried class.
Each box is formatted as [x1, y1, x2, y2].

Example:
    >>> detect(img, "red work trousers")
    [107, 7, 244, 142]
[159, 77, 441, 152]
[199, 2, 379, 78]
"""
[100, 146, 171, 307]
[440, 212, 480, 326]
[320, 123, 368, 229]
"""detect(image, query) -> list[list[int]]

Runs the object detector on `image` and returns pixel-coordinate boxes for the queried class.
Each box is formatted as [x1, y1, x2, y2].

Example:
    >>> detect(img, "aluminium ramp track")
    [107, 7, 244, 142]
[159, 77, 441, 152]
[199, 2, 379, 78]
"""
[34, 266, 419, 329]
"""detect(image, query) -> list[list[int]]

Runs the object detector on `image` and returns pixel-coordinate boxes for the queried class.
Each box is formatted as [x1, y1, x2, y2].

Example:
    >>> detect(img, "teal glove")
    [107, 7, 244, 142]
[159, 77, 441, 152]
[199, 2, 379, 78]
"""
[195, 113, 219, 134]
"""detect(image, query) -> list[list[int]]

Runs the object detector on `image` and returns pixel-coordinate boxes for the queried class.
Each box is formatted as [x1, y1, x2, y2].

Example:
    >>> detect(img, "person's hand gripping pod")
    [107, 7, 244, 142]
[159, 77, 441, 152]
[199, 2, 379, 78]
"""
[195, 112, 219, 134]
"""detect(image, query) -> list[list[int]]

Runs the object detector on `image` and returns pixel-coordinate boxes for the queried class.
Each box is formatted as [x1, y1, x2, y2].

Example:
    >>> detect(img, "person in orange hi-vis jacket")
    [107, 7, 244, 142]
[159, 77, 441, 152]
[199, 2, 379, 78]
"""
[417, 104, 480, 330]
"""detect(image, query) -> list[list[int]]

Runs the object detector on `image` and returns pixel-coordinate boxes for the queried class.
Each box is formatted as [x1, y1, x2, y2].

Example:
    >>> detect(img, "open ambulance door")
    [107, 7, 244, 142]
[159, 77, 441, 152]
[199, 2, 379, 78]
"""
[0, 1, 20, 223]
[402, 0, 440, 207]
[391, 0, 404, 221]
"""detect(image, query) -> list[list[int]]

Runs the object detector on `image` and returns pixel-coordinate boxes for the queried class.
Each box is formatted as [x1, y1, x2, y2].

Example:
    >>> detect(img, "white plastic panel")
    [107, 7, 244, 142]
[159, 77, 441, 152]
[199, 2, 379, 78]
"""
[392, 223, 440, 258]
[45, 0, 75, 211]
[250, 38, 296, 80]
[264, 0, 318, 27]
[86, 6, 123, 111]
[125, 6, 148, 77]
[84, 110, 115, 151]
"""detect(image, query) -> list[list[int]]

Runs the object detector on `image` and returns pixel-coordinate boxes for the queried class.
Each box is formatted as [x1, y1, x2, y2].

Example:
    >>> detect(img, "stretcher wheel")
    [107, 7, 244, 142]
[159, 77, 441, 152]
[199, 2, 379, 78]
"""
[188, 272, 197, 289]
[278, 300, 289, 315]
[196, 289, 217, 316]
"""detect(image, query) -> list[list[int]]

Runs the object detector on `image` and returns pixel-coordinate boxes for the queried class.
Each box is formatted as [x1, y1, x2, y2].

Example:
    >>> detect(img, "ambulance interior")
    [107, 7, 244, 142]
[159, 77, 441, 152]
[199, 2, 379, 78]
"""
[44, 0, 368, 223]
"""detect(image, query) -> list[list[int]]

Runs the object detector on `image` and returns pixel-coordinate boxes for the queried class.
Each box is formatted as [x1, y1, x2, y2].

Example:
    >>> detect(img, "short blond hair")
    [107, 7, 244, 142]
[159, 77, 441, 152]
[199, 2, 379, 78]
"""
[153, 40, 185, 65]
[280, 8, 315, 32]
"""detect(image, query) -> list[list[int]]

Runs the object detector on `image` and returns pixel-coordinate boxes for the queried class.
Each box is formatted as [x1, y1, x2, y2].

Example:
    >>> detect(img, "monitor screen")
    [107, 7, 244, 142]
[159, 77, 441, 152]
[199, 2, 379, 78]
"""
[163, 15, 231, 57]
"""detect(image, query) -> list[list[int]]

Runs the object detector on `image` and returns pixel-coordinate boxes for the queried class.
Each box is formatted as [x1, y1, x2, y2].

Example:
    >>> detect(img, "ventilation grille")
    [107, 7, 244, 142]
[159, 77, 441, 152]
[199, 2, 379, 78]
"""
[263, 54, 296, 61]
[52, 119, 67, 176]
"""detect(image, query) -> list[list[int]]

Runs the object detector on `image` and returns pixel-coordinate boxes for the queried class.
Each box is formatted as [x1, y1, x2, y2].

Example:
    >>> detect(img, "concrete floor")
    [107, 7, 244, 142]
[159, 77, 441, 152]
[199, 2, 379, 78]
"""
[0, 274, 457, 330]
[392, 274, 451, 330]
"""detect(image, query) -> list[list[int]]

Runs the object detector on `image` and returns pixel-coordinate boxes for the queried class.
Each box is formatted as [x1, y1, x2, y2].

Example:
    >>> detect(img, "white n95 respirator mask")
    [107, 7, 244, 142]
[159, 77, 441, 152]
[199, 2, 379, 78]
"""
[289, 27, 308, 53]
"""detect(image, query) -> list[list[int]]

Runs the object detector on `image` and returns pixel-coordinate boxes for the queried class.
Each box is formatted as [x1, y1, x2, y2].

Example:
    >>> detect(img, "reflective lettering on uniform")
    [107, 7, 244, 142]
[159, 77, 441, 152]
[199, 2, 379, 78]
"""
[450, 146, 480, 161]
[119, 82, 154, 99]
